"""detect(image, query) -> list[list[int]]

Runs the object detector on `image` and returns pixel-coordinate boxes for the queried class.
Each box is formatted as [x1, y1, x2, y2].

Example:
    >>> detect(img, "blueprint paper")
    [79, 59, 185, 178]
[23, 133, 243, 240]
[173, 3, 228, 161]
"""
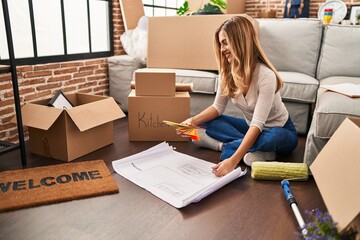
[112, 142, 247, 208]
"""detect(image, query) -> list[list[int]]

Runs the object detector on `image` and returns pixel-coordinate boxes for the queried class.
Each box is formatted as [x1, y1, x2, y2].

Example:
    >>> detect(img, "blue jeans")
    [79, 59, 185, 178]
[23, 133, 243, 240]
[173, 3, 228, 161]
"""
[201, 115, 298, 160]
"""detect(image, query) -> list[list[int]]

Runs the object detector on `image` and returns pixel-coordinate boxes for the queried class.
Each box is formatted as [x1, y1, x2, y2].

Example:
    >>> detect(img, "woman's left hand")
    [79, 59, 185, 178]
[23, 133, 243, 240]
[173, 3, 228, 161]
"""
[212, 158, 239, 177]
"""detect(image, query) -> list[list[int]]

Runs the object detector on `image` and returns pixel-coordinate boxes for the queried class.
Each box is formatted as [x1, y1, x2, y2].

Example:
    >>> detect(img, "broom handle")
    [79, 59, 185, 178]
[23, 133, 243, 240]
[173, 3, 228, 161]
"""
[281, 180, 307, 236]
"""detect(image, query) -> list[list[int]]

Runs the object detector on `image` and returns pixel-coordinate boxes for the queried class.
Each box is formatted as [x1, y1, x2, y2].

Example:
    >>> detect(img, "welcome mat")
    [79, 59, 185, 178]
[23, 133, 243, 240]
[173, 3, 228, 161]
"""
[0, 160, 119, 212]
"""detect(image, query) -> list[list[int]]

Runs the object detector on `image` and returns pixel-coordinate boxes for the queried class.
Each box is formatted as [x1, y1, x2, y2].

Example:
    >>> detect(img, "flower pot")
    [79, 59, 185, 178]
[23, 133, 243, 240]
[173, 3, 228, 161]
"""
[191, 11, 224, 15]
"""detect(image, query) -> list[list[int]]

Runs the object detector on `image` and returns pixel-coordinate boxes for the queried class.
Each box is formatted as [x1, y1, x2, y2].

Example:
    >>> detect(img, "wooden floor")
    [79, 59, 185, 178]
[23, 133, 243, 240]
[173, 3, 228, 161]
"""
[0, 117, 326, 240]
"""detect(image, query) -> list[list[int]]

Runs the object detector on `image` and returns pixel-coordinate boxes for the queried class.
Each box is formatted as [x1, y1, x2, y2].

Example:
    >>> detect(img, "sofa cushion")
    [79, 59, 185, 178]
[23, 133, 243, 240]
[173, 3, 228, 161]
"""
[317, 25, 360, 80]
[172, 69, 218, 94]
[313, 76, 360, 138]
[279, 71, 319, 103]
[284, 101, 310, 134]
[258, 19, 322, 78]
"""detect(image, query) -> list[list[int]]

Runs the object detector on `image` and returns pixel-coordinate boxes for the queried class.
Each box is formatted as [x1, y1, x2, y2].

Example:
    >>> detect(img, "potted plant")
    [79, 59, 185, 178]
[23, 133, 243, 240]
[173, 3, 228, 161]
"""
[177, 0, 227, 16]
[296, 209, 358, 239]
[356, 14, 360, 25]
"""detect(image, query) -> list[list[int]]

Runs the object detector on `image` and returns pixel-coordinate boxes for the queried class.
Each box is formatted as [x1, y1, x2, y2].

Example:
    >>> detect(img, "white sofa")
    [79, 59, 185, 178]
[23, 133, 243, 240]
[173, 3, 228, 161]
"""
[304, 24, 360, 165]
[108, 19, 360, 166]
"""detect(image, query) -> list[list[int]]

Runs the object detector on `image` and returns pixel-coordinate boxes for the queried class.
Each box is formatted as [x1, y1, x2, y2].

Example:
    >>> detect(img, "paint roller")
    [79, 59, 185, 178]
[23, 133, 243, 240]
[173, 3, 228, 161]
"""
[251, 162, 309, 237]
[251, 161, 309, 181]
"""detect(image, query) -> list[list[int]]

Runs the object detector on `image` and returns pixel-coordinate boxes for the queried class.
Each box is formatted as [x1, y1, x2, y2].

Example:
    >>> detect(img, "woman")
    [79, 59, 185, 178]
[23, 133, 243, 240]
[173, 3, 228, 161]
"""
[181, 16, 298, 177]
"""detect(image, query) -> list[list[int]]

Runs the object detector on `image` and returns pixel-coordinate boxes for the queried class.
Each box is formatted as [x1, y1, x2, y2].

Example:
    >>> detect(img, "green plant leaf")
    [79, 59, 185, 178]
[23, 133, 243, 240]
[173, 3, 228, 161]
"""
[200, 3, 222, 13]
[177, 1, 189, 16]
[210, 0, 227, 9]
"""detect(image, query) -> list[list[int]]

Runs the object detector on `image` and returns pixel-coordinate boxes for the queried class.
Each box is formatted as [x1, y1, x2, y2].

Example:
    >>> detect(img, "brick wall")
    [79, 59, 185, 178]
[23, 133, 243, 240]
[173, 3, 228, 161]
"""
[113, 0, 126, 56]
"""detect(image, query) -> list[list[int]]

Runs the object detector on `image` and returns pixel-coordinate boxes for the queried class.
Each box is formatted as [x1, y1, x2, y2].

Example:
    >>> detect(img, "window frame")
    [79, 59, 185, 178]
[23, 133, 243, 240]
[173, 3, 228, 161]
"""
[0, 0, 113, 66]
[143, 0, 183, 16]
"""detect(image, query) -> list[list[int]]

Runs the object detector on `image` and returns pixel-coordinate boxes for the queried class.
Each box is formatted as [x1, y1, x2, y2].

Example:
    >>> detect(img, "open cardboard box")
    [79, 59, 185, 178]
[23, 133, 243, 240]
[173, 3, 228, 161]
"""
[13, 93, 125, 162]
[310, 117, 360, 232]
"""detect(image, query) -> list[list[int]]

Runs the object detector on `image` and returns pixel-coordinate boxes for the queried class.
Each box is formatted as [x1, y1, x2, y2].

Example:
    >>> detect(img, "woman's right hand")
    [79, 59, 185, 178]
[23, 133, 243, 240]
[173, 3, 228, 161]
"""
[181, 118, 197, 127]
[176, 118, 193, 137]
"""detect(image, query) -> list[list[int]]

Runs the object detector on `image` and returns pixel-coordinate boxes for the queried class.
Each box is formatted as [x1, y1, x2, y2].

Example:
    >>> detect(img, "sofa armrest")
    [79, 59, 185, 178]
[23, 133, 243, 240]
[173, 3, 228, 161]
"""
[108, 55, 146, 112]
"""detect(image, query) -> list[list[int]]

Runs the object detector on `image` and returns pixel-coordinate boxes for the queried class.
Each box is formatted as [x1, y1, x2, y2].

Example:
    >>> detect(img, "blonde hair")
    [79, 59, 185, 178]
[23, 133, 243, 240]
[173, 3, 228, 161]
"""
[214, 16, 283, 98]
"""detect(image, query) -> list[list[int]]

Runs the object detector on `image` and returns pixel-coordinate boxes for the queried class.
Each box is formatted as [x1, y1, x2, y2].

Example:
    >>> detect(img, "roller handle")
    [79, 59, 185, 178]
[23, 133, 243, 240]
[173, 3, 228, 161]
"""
[281, 180, 297, 206]
[281, 180, 307, 234]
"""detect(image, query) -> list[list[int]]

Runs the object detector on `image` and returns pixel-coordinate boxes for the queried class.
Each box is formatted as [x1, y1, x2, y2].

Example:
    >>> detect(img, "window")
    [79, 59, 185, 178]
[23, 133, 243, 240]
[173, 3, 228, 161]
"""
[143, 0, 185, 16]
[0, 0, 112, 66]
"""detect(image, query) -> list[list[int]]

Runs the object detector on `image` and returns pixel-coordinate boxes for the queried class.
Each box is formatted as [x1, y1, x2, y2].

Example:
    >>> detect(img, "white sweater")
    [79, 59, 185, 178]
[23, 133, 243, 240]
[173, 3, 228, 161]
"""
[212, 63, 289, 132]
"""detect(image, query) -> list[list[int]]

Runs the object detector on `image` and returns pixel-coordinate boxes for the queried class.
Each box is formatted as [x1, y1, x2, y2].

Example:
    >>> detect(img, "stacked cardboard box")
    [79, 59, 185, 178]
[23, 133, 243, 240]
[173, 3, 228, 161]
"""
[119, 0, 145, 30]
[119, 0, 245, 31]
[128, 69, 190, 141]
[147, 14, 258, 71]
[118, 0, 257, 71]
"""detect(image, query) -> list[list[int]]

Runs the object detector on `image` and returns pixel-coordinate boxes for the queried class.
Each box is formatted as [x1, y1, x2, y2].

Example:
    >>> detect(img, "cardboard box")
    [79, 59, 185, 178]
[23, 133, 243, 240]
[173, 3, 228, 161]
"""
[310, 118, 360, 232]
[225, 0, 246, 14]
[147, 14, 258, 71]
[135, 69, 176, 96]
[128, 90, 190, 141]
[187, 0, 245, 14]
[16, 93, 125, 162]
[119, 0, 145, 30]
